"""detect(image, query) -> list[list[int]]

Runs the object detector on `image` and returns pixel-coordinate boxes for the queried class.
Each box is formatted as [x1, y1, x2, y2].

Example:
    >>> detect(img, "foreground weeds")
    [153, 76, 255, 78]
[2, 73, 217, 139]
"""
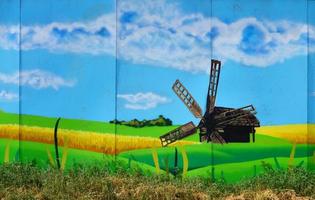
[0, 162, 314, 200]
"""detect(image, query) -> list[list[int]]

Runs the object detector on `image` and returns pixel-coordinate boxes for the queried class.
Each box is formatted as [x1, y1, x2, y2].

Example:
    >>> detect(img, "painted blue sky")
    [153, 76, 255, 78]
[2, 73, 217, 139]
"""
[0, 0, 314, 125]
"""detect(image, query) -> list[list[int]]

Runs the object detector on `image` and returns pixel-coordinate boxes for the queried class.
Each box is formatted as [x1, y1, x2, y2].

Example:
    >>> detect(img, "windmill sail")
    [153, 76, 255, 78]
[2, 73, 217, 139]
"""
[172, 80, 203, 118]
[206, 59, 221, 113]
[199, 128, 226, 143]
[209, 130, 226, 144]
[160, 122, 197, 147]
[160, 59, 260, 147]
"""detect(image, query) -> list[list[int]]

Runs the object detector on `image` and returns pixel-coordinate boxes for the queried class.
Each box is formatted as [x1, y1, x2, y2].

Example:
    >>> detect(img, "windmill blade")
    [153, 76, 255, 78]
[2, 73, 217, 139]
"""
[209, 129, 226, 144]
[206, 59, 221, 113]
[160, 122, 197, 147]
[214, 105, 257, 126]
[199, 128, 226, 144]
[172, 80, 203, 118]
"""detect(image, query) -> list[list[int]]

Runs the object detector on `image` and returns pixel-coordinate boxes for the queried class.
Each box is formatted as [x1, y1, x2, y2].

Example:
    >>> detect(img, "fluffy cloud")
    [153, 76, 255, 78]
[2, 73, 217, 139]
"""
[117, 92, 170, 110]
[0, 90, 18, 101]
[0, 25, 19, 50]
[0, 69, 75, 90]
[117, 0, 315, 71]
[0, 13, 116, 54]
[0, 0, 314, 71]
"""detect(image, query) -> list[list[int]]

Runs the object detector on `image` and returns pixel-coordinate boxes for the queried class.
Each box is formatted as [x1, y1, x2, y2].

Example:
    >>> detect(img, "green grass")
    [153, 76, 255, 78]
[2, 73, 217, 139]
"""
[0, 111, 115, 133]
[0, 139, 159, 175]
[2, 110, 315, 183]
[0, 139, 19, 164]
[117, 134, 315, 182]
[186, 157, 308, 183]
[2, 135, 313, 183]
[0, 111, 184, 138]
[119, 134, 312, 171]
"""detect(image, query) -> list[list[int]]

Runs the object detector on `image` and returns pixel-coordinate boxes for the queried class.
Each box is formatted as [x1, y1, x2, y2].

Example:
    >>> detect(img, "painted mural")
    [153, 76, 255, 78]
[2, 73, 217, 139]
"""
[0, 0, 315, 183]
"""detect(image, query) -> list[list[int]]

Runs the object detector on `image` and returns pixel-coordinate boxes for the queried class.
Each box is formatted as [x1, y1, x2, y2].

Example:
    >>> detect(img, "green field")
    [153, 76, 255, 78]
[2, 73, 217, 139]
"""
[0, 139, 159, 175]
[1, 110, 315, 183]
[186, 157, 309, 182]
[118, 134, 314, 182]
[2, 137, 311, 183]
[0, 111, 186, 138]
[119, 134, 310, 169]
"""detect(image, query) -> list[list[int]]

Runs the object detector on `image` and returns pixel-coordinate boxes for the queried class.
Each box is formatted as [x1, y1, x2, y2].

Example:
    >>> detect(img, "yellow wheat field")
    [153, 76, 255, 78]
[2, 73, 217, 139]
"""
[0, 124, 195, 154]
[257, 124, 315, 144]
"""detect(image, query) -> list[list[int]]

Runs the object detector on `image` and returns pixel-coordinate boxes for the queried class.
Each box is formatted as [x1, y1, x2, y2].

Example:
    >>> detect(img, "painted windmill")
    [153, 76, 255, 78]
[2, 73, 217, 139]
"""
[160, 59, 260, 147]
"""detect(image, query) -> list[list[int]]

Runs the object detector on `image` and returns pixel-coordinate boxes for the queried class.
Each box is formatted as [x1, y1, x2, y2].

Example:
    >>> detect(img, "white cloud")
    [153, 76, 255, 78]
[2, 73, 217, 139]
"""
[0, 69, 75, 90]
[0, 25, 19, 50]
[0, 0, 314, 71]
[117, 0, 315, 71]
[0, 90, 18, 101]
[118, 92, 170, 110]
[0, 13, 116, 55]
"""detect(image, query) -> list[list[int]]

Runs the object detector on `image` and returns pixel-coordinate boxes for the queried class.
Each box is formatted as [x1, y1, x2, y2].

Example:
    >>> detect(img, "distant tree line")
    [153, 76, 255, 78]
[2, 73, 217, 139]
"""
[109, 115, 172, 128]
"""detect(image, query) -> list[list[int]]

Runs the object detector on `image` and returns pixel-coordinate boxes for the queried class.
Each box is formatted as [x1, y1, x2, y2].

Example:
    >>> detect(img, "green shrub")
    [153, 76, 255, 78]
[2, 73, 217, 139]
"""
[109, 115, 172, 128]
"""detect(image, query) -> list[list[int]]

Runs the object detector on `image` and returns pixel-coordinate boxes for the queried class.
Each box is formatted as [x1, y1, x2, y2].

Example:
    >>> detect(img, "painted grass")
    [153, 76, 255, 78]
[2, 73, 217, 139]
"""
[0, 139, 160, 174]
[2, 111, 315, 142]
[0, 111, 182, 138]
[1, 137, 314, 183]
[0, 111, 199, 141]
[0, 124, 194, 154]
[0, 111, 115, 133]
[186, 157, 309, 183]
[257, 124, 315, 143]
[1, 111, 315, 183]
[119, 134, 314, 171]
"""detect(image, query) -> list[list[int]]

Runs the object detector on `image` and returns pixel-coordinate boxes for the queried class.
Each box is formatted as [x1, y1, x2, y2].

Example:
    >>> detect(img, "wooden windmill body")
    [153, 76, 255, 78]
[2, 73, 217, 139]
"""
[160, 59, 260, 147]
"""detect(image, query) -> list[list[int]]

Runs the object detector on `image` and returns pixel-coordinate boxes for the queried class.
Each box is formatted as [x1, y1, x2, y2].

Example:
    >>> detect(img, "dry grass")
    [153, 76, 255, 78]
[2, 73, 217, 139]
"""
[257, 124, 315, 144]
[0, 124, 194, 154]
[1, 186, 311, 200]
[0, 163, 314, 200]
[226, 189, 311, 200]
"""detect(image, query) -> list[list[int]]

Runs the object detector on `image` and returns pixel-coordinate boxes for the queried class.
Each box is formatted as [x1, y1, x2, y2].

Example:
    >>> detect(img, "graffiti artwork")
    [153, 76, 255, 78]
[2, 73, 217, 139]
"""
[0, 0, 314, 183]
